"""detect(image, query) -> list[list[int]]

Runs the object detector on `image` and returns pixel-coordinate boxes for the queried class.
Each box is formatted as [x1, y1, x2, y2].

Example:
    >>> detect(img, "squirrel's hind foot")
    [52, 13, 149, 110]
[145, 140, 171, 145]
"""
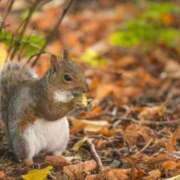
[24, 159, 34, 166]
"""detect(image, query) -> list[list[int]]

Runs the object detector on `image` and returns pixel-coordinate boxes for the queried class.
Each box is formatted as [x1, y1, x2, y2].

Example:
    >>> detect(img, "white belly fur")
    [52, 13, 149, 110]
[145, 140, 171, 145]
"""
[23, 117, 69, 159]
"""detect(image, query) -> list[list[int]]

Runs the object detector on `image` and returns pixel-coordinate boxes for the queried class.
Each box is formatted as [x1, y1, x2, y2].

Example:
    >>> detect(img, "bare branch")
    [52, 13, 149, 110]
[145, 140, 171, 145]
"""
[31, 0, 75, 67]
[86, 138, 104, 172]
[9, 0, 40, 60]
[0, 0, 15, 28]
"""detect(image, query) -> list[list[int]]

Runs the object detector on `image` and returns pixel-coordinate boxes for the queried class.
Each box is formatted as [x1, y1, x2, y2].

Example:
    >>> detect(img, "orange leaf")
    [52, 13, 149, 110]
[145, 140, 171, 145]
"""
[0, 171, 5, 179]
[63, 160, 97, 180]
[123, 124, 154, 146]
[162, 160, 178, 170]
[45, 155, 70, 168]
[102, 168, 130, 180]
[161, 13, 173, 26]
[145, 169, 161, 180]
[83, 106, 103, 119]
[166, 127, 180, 152]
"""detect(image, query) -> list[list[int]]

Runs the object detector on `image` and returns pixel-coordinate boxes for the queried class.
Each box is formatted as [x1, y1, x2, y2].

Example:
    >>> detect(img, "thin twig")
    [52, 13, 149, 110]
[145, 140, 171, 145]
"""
[31, 0, 75, 67]
[9, 0, 40, 60]
[86, 138, 104, 172]
[140, 120, 180, 126]
[113, 117, 180, 127]
[135, 138, 154, 155]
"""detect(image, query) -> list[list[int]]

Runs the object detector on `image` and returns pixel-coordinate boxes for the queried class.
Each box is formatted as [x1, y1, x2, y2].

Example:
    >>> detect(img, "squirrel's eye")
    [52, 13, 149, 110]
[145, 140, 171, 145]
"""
[64, 74, 73, 82]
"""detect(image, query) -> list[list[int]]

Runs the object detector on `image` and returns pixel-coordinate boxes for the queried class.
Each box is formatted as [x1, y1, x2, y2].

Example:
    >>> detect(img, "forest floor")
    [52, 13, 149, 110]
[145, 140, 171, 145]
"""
[0, 0, 179, 179]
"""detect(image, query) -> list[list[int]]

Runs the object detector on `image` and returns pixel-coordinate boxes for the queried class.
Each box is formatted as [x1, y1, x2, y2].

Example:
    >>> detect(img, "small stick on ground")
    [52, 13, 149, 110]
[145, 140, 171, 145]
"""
[140, 120, 180, 126]
[86, 138, 104, 172]
[135, 138, 154, 155]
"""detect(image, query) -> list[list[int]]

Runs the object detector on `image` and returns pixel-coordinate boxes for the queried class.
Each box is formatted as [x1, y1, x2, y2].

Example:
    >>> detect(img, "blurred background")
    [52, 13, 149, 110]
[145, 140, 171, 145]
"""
[0, 0, 179, 103]
[0, 0, 180, 179]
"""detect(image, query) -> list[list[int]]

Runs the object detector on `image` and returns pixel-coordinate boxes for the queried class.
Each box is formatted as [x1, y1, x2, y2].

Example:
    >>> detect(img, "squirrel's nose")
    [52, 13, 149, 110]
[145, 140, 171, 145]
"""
[72, 83, 89, 95]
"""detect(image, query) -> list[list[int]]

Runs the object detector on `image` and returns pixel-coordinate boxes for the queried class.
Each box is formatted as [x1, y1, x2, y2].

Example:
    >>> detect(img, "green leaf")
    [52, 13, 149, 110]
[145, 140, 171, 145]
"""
[0, 29, 45, 57]
[22, 34, 45, 57]
[159, 29, 180, 47]
[108, 1, 180, 50]
[142, 2, 180, 20]
[80, 49, 107, 68]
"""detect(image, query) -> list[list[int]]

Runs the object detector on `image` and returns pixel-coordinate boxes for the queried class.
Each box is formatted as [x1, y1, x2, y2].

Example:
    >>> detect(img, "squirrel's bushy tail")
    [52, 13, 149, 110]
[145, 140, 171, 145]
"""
[0, 61, 37, 122]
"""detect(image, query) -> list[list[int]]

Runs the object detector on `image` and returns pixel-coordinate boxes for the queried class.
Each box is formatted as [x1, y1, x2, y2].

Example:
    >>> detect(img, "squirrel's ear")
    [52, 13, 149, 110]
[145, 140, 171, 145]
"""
[50, 54, 59, 72]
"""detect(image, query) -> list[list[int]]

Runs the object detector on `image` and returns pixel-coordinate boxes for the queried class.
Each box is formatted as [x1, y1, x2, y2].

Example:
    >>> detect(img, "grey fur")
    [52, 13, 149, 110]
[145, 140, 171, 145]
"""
[0, 57, 87, 162]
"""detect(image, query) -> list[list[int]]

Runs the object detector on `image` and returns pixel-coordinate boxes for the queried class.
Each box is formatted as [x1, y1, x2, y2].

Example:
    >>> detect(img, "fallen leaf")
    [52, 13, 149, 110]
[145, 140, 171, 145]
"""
[165, 175, 180, 180]
[123, 124, 154, 146]
[22, 166, 53, 180]
[85, 168, 130, 180]
[0, 171, 5, 180]
[83, 106, 103, 119]
[72, 137, 88, 151]
[82, 120, 110, 132]
[101, 168, 130, 180]
[139, 105, 166, 121]
[85, 174, 101, 180]
[165, 60, 180, 78]
[144, 169, 161, 180]
[162, 160, 178, 170]
[45, 155, 70, 168]
[70, 117, 86, 134]
[166, 127, 180, 152]
[71, 119, 110, 134]
[63, 160, 97, 180]
[96, 83, 120, 100]
[98, 127, 114, 137]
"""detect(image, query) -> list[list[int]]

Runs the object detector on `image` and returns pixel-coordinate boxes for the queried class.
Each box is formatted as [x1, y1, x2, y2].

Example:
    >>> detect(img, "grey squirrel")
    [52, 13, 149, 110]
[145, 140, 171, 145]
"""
[0, 52, 88, 165]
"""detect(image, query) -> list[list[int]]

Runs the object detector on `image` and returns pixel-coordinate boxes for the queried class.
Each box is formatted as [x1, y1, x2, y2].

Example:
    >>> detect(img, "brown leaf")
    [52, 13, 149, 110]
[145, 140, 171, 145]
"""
[85, 174, 101, 180]
[98, 127, 114, 137]
[145, 153, 175, 165]
[83, 106, 103, 119]
[96, 83, 120, 100]
[138, 105, 166, 121]
[63, 160, 97, 180]
[82, 120, 110, 133]
[70, 119, 86, 134]
[166, 127, 180, 152]
[144, 169, 161, 180]
[0, 171, 5, 180]
[162, 160, 178, 171]
[85, 168, 130, 180]
[71, 119, 110, 134]
[101, 168, 130, 180]
[45, 155, 70, 169]
[123, 124, 154, 146]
